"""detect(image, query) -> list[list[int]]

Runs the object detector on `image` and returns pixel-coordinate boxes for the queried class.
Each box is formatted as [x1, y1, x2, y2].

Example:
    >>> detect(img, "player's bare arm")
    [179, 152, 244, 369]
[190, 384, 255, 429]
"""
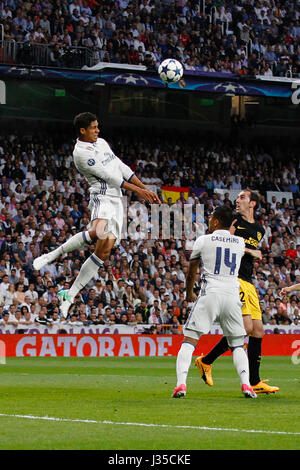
[244, 248, 262, 259]
[229, 219, 237, 235]
[122, 180, 161, 204]
[128, 174, 149, 190]
[185, 259, 198, 302]
[280, 283, 300, 296]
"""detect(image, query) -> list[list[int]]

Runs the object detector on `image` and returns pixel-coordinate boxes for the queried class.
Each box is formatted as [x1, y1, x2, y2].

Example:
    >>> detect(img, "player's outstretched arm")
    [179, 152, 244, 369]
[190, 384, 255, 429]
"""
[118, 159, 161, 202]
[122, 180, 161, 204]
[127, 174, 148, 190]
[280, 283, 300, 296]
[244, 247, 262, 259]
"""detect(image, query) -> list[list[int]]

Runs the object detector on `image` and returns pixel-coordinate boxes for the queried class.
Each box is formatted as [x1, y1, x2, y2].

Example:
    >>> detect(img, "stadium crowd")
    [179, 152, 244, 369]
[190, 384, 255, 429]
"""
[0, 0, 300, 77]
[0, 128, 299, 332]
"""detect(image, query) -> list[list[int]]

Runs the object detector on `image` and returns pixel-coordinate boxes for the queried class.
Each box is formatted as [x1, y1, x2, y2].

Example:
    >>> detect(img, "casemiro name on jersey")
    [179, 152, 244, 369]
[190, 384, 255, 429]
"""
[211, 236, 240, 244]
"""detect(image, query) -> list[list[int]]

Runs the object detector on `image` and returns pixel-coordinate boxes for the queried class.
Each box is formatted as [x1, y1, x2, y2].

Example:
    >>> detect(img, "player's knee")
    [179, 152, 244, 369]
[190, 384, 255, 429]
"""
[183, 336, 198, 347]
[229, 344, 244, 351]
[95, 245, 111, 261]
[88, 229, 98, 242]
[245, 324, 253, 336]
[98, 250, 110, 261]
[89, 220, 107, 242]
[252, 325, 264, 338]
[243, 317, 254, 336]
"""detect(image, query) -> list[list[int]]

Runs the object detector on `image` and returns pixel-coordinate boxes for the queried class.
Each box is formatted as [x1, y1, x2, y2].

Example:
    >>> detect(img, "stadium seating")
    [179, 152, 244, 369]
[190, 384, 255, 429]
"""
[0, 0, 299, 77]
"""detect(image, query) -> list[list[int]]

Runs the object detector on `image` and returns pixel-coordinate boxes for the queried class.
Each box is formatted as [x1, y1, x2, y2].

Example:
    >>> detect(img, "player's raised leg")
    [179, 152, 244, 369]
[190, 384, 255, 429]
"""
[58, 219, 115, 318]
[33, 228, 94, 271]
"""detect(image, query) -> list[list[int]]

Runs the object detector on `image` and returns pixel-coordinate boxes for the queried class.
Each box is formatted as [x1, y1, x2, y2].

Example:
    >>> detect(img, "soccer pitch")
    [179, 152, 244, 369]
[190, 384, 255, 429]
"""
[0, 356, 299, 450]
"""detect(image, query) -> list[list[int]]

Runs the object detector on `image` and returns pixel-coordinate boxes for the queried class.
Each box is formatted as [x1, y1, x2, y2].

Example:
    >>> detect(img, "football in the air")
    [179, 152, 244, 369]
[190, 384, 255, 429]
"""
[158, 58, 184, 84]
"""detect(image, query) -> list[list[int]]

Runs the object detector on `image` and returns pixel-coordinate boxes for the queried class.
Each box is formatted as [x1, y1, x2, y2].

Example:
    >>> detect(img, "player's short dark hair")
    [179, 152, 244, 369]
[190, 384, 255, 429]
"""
[73, 112, 98, 136]
[212, 206, 234, 229]
[245, 188, 260, 212]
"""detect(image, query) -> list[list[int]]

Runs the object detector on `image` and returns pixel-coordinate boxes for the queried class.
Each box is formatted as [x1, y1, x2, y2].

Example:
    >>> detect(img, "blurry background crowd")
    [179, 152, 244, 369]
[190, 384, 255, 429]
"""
[1, 0, 300, 76]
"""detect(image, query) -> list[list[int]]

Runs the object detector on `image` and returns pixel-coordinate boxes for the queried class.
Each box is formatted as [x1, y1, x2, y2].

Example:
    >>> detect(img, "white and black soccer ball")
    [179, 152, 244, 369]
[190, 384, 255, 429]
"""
[158, 58, 184, 84]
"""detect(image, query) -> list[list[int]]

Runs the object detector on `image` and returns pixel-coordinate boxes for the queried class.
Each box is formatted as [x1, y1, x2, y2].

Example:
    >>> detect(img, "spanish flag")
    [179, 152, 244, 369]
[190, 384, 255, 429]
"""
[161, 186, 190, 203]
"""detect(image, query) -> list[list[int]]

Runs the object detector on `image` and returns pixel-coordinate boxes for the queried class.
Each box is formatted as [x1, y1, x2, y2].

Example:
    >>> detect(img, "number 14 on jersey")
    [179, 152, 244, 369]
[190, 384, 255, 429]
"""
[214, 247, 237, 275]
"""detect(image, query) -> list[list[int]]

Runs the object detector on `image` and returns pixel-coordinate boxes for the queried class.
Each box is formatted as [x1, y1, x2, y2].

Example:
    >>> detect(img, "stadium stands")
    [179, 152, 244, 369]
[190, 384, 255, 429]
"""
[0, 128, 299, 330]
[0, 0, 300, 77]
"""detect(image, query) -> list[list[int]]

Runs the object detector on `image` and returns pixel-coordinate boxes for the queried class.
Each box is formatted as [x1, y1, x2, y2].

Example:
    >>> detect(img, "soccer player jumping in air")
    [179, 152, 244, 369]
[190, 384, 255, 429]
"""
[195, 189, 279, 395]
[33, 112, 161, 318]
[173, 206, 257, 399]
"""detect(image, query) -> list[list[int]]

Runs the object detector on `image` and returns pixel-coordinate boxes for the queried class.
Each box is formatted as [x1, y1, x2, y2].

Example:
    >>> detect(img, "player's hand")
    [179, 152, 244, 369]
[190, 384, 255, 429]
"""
[279, 287, 290, 296]
[186, 293, 197, 302]
[137, 188, 161, 204]
[146, 189, 161, 204]
[229, 219, 237, 235]
[152, 192, 162, 204]
[252, 250, 262, 260]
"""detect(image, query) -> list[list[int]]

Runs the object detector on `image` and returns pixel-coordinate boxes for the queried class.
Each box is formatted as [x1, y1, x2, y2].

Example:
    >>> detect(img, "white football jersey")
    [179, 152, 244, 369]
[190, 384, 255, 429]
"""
[73, 138, 134, 197]
[190, 229, 245, 294]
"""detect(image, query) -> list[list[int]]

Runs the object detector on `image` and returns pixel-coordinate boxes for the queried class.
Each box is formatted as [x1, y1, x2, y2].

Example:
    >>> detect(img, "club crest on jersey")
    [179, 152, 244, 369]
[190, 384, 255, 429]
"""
[257, 232, 262, 241]
[88, 158, 95, 166]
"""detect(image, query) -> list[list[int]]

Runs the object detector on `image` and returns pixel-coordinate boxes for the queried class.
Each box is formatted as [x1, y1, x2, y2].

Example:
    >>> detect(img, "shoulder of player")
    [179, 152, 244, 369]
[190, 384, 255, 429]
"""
[73, 140, 95, 156]
[95, 137, 112, 151]
[231, 214, 242, 228]
[252, 218, 265, 235]
[96, 137, 109, 145]
[198, 233, 209, 242]
[255, 220, 264, 230]
[234, 214, 262, 231]
[73, 137, 109, 150]
[191, 234, 206, 250]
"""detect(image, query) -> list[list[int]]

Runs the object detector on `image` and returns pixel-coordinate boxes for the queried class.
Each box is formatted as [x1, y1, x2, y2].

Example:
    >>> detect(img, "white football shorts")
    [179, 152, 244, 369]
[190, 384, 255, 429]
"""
[183, 292, 246, 347]
[88, 194, 124, 244]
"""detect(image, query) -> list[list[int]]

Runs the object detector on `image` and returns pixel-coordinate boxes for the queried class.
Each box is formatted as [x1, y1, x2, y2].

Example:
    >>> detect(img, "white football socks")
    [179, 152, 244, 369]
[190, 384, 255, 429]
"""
[47, 231, 92, 262]
[68, 253, 104, 302]
[232, 346, 250, 386]
[176, 342, 195, 387]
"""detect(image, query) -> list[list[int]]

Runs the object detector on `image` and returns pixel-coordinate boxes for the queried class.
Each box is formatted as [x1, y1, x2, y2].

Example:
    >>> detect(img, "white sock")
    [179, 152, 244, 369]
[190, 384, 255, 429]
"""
[68, 253, 104, 301]
[232, 346, 250, 386]
[176, 342, 195, 387]
[47, 231, 92, 262]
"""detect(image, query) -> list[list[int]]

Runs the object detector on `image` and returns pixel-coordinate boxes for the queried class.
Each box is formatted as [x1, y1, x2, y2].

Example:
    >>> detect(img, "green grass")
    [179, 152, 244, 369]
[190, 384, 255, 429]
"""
[0, 356, 299, 450]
